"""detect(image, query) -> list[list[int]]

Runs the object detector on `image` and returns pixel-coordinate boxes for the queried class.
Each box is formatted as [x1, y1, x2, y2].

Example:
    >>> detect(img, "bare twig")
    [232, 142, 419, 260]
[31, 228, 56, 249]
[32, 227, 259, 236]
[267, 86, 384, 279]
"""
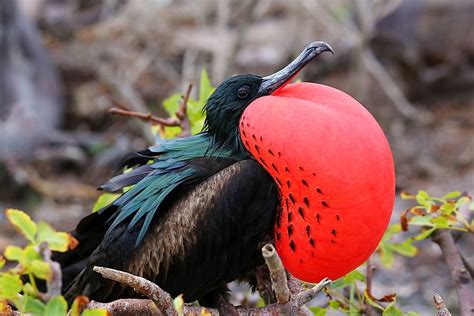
[365, 257, 376, 316]
[175, 83, 193, 137]
[109, 107, 181, 127]
[39, 244, 62, 301]
[290, 278, 331, 314]
[459, 251, 474, 278]
[261, 244, 290, 304]
[93, 266, 176, 315]
[88, 299, 162, 316]
[432, 230, 474, 316]
[109, 83, 194, 138]
[433, 293, 452, 316]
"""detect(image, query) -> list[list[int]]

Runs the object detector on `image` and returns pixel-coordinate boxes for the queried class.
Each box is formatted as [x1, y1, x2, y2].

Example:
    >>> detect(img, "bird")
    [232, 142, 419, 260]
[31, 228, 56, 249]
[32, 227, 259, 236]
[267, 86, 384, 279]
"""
[55, 41, 395, 307]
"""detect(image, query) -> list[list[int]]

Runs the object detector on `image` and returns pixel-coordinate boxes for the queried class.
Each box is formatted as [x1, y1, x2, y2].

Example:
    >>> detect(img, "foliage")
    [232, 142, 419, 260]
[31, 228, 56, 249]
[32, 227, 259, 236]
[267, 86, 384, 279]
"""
[400, 190, 473, 234]
[158, 68, 215, 138]
[321, 269, 418, 315]
[0, 209, 106, 316]
[378, 191, 473, 268]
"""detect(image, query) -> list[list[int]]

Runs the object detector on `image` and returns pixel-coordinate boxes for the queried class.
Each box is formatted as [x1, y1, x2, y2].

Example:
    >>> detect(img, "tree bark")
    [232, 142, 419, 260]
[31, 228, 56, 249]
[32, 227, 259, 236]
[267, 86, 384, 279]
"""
[432, 230, 474, 316]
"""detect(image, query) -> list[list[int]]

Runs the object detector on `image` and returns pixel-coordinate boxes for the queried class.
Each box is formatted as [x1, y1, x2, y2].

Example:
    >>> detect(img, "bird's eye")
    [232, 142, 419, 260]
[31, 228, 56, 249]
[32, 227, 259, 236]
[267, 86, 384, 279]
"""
[237, 86, 250, 99]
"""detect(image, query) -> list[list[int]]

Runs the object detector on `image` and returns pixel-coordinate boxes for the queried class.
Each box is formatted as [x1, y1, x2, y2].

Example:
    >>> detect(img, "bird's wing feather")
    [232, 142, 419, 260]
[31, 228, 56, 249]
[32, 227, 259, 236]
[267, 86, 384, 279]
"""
[96, 133, 240, 245]
[62, 159, 278, 304]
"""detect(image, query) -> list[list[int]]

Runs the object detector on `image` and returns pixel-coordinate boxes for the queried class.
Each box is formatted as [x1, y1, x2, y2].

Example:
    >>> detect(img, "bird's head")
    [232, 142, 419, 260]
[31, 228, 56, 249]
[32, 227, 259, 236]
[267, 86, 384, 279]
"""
[203, 41, 333, 154]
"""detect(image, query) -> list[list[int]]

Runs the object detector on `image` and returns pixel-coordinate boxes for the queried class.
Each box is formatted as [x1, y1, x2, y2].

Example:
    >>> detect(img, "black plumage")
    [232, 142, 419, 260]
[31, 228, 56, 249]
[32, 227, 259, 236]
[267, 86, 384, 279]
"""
[59, 158, 278, 304]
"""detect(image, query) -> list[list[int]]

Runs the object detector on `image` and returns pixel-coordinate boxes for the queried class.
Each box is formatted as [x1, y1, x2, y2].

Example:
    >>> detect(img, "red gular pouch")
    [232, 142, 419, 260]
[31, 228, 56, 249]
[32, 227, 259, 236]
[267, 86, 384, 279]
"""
[239, 82, 395, 282]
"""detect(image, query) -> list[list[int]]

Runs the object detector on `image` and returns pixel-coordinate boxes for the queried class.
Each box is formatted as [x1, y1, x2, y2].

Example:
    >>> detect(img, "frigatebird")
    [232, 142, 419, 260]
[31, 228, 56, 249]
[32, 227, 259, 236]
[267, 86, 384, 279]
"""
[56, 41, 395, 306]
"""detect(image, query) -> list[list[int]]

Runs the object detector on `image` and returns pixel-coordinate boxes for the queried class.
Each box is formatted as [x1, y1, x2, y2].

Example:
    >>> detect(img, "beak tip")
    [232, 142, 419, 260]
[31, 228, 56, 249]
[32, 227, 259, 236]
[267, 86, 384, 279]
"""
[310, 41, 334, 56]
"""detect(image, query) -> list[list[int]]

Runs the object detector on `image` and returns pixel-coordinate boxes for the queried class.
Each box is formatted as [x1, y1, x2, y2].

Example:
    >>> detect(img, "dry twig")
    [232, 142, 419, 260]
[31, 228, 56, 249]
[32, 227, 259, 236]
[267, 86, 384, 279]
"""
[108, 83, 193, 137]
[365, 257, 376, 316]
[433, 293, 452, 316]
[93, 266, 176, 316]
[39, 244, 62, 301]
[432, 230, 474, 316]
[261, 244, 290, 304]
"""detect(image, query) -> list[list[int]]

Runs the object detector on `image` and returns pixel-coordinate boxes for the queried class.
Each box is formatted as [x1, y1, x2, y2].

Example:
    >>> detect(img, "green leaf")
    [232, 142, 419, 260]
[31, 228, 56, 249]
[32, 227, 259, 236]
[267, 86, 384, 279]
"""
[23, 283, 36, 296]
[0, 273, 23, 297]
[44, 296, 67, 316]
[162, 93, 181, 116]
[442, 191, 461, 199]
[329, 278, 349, 289]
[5, 209, 37, 243]
[256, 297, 266, 307]
[455, 196, 471, 208]
[417, 190, 430, 200]
[468, 201, 474, 211]
[20, 245, 41, 267]
[81, 309, 109, 316]
[36, 222, 73, 252]
[440, 202, 455, 214]
[4, 246, 24, 262]
[388, 224, 402, 233]
[379, 245, 394, 268]
[400, 192, 414, 200]
[383, 305, 403, 316]
[19, 295, 46, 315]
[30, 260, 52, 281]
[199, 68, 215, 105]
[413, 227, 436, 241]
[328, 300, 341, 309]
[364, 291, 384, 310]
[92, 193, 120, 213]
[343, 270, 365, 283]
[409, 215, 433, 227]
[390, 240, 417, 257]
[431, 216, 449, 228]
[0, 257, 5, 270]
[173, 294, 184, 316]
[309, 306, 327, 315]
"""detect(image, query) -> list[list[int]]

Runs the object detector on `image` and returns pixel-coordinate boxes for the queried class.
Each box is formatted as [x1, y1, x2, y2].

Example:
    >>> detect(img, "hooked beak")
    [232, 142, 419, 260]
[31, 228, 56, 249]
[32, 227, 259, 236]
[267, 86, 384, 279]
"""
[258, 41, 333, 95]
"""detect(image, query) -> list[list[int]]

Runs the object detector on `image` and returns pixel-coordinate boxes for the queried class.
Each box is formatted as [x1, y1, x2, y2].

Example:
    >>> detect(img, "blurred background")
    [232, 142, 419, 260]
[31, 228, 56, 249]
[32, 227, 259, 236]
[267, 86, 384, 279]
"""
[0, 0, 473, 314]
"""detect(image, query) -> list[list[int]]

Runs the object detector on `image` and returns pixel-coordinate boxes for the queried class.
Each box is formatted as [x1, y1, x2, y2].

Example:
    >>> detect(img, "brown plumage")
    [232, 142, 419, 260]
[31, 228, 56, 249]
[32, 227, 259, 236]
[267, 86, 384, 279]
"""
[60, 159, 278, 305]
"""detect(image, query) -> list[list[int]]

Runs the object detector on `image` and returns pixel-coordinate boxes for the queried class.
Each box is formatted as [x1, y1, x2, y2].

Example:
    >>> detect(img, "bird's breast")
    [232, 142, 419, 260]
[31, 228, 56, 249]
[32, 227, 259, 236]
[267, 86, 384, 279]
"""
[239, 82, 395, 282]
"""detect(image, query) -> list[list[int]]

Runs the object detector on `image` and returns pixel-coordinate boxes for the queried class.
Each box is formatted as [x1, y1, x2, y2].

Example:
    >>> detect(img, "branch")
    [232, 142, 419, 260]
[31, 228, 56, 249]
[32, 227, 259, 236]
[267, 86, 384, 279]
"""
[39, 243, 62, 301]
[365, 257, 376, 316]
[432, 230, 474, 316]
[433, 293, 452, 316]
[93, 266, 176, 316]
[261, 244, 290, 304]
[290, 278, 331, 314]
[108, 83, 194, 137]
[87, 299, 162, 316]
[90, 244, 330, 316]
[175, 83, 193, 137]
[108, 107, 181, 127]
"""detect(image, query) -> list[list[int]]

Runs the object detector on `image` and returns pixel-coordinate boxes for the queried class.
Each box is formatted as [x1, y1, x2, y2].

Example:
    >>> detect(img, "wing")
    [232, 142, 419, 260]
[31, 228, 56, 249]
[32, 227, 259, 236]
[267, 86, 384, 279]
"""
[63, 159, 278, 304]
[56, 156, 237, 294]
